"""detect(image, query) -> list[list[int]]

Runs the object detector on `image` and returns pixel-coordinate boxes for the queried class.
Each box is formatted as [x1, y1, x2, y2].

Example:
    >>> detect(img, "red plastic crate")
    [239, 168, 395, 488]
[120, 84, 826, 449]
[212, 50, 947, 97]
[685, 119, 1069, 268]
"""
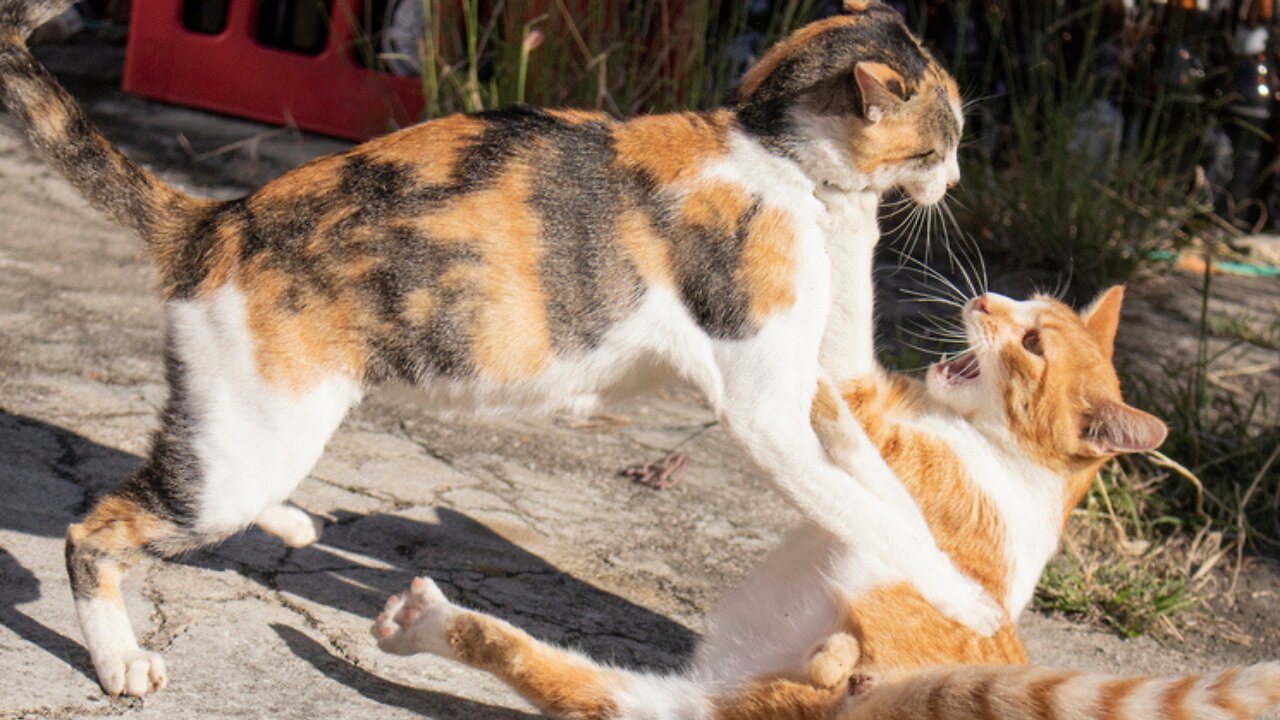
[123, 0, 426, 141]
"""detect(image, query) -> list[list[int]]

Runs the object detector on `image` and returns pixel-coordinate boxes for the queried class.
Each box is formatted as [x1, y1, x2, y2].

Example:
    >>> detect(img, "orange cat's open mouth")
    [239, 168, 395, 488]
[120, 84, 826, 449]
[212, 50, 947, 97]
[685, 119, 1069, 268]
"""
[934, 352, 980, 385]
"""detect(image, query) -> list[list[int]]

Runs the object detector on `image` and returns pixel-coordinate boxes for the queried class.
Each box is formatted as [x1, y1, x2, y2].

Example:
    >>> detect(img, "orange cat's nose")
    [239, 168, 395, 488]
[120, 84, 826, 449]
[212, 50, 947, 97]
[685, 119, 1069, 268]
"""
[969, 296, 989, 314]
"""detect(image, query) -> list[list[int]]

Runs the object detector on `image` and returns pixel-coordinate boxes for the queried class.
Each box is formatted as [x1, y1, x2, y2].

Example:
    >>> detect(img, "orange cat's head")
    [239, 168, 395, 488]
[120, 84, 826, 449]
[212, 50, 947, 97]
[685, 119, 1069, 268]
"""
[925, 287, 1167, 468]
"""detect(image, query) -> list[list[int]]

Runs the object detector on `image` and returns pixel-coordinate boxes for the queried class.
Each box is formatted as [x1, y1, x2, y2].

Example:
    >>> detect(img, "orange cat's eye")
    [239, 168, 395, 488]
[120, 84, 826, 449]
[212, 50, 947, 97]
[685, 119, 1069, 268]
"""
[1022, 329, 1044, 356]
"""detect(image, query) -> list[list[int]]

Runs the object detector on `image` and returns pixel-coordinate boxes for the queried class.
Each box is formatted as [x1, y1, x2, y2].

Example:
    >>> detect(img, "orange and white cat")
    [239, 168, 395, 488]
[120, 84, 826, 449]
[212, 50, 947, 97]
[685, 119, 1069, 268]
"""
[0, 0, 1002, 698]
[373, 287, 1279, 720]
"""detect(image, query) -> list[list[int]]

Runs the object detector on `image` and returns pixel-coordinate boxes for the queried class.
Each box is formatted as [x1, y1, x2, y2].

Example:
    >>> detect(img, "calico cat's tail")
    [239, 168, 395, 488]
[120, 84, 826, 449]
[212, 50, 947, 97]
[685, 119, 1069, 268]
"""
[0, 0, 201, 240]
[843, 662, 1280, 720]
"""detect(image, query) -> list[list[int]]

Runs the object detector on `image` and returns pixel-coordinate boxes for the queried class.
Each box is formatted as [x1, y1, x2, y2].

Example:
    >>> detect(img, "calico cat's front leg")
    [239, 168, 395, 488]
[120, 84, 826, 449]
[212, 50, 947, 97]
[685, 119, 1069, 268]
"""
[809, 379, 1006, 634]
[815, 188, 881, 381]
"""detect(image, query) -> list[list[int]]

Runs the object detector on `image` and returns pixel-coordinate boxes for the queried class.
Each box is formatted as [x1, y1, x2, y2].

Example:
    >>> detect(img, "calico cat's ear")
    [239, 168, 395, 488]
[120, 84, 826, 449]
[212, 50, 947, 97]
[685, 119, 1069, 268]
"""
[1081, 285, 1124, 361]
[854, 62, 908, 122]
[1079, 400, 1167, 456]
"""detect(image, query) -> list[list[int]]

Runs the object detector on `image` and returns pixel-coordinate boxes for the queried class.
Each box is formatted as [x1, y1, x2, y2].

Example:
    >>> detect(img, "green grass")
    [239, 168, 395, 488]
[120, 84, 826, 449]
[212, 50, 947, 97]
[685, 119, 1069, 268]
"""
[355, 0, 817, 119]
[1035, 461, 1205, 638]
[1210, 312, 1280, 352]
[937, 0, 1220, 296]
[1035, 257, 1280, 638]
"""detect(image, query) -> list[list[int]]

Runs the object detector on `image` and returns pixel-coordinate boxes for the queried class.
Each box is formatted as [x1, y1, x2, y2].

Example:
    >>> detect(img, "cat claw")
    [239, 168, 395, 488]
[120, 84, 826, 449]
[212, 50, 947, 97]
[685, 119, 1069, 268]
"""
[373, 577, 457, 657]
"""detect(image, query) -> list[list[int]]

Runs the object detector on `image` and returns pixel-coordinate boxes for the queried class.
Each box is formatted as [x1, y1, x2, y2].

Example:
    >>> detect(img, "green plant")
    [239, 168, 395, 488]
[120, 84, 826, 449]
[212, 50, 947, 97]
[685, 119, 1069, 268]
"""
[908, 1, 1222, 296]
[355, 0, 817, 119]
[1210, 311, 1280, 351]
[1035, 462, 1206, 638]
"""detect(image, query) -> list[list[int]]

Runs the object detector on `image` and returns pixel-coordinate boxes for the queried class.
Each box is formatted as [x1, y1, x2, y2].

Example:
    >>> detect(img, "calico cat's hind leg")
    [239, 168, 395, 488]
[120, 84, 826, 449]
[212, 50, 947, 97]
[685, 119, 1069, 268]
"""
[65, 494, 182, 696]
[66, 293, 363, 696]
[255, 503, 323, 548]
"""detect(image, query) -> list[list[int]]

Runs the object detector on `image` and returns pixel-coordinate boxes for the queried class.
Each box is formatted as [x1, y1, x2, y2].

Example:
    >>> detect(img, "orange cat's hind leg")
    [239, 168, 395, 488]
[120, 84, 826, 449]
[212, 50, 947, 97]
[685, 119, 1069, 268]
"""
[707, 633, 866, 720]
[375, 577, 625, 720]
[805, 632, 862, 689]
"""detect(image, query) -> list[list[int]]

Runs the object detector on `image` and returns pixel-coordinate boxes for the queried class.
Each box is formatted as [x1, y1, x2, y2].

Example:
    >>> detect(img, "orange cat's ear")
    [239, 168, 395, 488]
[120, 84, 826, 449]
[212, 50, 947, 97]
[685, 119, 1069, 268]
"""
[854, 62, 907, 122]
[1080, 400, 1167, 456]
[1080, 285, 1124, 361]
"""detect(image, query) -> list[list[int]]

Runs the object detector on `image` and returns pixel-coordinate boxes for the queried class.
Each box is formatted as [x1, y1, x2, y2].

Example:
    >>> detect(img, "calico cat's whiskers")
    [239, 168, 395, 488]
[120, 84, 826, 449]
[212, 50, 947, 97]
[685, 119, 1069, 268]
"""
[894, 203, 930, 268]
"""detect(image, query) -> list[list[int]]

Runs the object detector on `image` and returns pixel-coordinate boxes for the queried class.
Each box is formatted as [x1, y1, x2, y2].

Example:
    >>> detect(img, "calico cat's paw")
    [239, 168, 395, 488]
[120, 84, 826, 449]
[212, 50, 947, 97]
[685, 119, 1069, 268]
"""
[925, 577, 1005, 638]
[806, 632, 861, 688]
[94, 648, 168, 697]
[373, 577, 458, 657]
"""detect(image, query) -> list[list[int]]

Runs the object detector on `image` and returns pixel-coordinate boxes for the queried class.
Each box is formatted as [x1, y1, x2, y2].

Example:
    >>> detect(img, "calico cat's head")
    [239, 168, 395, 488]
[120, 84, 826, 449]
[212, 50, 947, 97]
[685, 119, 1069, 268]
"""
[734, 0, 962, 204]
[926, 287, 1167, 468]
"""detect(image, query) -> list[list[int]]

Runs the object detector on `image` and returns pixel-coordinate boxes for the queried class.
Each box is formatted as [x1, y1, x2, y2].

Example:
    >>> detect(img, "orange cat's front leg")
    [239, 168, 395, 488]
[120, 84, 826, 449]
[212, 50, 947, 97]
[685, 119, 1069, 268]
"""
[374, 577, 626, 720]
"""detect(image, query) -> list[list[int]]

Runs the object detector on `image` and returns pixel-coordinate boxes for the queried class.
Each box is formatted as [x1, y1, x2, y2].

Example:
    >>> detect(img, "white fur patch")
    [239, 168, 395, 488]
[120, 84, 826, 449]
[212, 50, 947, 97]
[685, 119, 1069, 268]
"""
[167, 286, 364, 534]
[76, 596, 167, 696]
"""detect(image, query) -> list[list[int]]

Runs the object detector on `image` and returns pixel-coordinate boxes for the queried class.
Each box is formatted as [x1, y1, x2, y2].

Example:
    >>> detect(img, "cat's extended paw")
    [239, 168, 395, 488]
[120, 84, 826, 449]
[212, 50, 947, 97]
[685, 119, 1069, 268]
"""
[94, 648, 168, 697]
[806, 632, 861, 689]
[373, 577, 458, 657]
[925, 578, 1005, 638]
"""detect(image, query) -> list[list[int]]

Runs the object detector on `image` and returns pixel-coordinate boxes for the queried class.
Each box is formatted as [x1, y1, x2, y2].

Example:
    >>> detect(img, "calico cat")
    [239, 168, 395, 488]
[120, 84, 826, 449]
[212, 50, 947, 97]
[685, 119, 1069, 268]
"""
[0, 0, 987, 698]
[369, 287, 1277, 720]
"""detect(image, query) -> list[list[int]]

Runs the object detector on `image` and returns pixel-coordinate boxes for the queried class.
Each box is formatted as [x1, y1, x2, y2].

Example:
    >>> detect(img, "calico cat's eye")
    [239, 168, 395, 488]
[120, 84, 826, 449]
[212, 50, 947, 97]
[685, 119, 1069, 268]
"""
[1022, 329, 1044, 356]
[909, 150, 941, 163]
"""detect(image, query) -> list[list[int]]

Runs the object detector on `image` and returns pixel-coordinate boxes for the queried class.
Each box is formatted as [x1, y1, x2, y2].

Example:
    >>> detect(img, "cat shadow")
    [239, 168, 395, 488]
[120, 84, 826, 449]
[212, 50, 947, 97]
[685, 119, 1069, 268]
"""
[271, 623, 539, 719]
[199, 506, 694, 671]
[0, 548, 97, 683]
[0, 409, 693, 690]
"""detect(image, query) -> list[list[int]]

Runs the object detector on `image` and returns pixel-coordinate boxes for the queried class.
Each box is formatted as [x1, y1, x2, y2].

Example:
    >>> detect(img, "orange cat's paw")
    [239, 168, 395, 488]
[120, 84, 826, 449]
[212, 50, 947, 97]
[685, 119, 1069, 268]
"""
[806, 632, 861, 689]
[373, 577, 458, 657]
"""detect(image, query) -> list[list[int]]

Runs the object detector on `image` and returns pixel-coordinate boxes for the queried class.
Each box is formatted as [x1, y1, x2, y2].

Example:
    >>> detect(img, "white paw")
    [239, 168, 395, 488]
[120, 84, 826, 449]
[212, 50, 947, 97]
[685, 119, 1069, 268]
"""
[256, 505, 323, 549]
[923, 575, 1005, 637]
[95, 648, 168, 697]
[372, 577, 457, 657]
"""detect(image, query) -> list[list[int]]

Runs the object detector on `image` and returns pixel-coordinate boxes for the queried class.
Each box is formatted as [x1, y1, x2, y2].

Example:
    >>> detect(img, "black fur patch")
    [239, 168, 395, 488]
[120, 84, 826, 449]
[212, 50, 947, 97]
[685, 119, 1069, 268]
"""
[734, 9, 933, 145]
[117, 343, 203, 527]
[671, 202, 761, 340]
[530, 115, 645, 351]
[64, 538, 102, 601]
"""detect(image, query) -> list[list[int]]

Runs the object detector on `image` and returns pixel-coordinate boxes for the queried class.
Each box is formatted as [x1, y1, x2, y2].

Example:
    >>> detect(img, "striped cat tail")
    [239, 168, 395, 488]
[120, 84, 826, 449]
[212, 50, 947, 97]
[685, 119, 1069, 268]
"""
[0, 0, 66, 38]
[842, 662, 1280, 720]
[0, 1, 203, 242]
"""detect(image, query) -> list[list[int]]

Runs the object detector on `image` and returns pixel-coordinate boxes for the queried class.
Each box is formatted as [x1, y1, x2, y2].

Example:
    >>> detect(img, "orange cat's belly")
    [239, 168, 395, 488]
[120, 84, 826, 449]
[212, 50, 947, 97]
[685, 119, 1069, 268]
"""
[842, 582, 1027, 672]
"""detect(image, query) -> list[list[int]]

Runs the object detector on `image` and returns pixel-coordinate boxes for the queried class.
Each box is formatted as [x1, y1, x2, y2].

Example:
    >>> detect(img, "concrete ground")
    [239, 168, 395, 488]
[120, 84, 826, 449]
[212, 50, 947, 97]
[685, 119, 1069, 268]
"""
[1, 37, 1278, 720]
